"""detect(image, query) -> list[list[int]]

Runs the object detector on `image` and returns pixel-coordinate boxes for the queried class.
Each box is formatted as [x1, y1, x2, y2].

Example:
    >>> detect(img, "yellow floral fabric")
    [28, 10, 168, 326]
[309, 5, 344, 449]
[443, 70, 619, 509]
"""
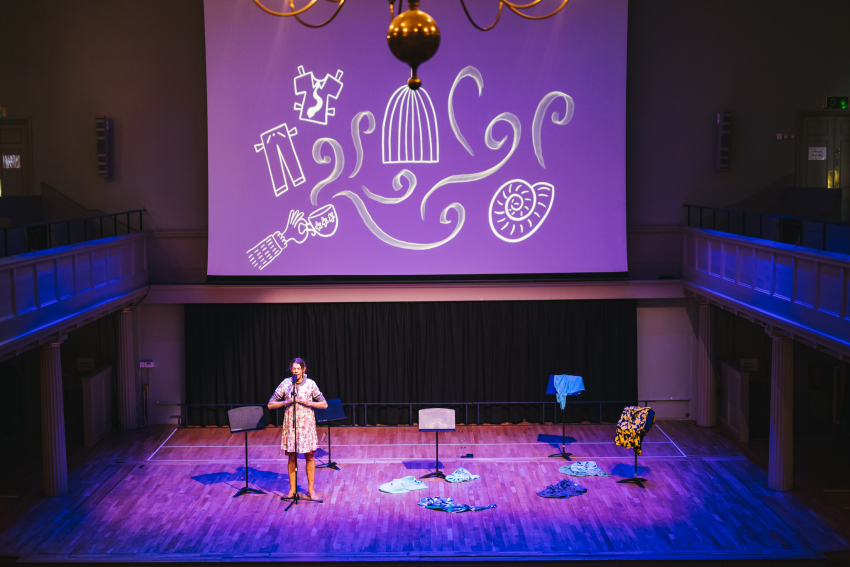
[614, 406, 653, 456]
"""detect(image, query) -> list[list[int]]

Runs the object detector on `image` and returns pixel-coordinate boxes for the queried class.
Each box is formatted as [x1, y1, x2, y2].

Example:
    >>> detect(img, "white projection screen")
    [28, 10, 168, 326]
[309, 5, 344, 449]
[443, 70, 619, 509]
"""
[205, 1, 628, 281]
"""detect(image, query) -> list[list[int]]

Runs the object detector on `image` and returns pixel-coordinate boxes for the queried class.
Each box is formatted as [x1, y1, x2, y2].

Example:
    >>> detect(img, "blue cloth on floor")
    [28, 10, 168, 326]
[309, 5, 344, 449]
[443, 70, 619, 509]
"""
[553, 374, 584, 409]
[445, 467, 480, 483]
[537, 478, 587, 499]
[417, 496, 496, 513]
[559, 461, 610, 477]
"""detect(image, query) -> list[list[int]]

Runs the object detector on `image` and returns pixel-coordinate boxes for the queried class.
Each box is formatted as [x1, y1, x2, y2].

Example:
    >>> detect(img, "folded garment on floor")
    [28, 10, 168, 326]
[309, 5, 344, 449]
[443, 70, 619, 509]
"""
[559, 461, 610, 477]
[537, 478, 587, 499]
[417, 497, 496, 513]
[445, 467, 480, 483]
[379, 476, 429, 493]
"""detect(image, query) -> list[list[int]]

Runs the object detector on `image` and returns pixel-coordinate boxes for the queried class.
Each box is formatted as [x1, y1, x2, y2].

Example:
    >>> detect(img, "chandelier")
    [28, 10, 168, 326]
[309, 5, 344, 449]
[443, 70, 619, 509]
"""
[252, 0, 570, 89]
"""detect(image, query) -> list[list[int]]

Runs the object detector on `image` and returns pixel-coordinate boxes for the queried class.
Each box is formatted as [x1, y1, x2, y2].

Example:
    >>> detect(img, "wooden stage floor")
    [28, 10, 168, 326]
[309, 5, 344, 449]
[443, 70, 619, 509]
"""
[0, 421, 846, 565]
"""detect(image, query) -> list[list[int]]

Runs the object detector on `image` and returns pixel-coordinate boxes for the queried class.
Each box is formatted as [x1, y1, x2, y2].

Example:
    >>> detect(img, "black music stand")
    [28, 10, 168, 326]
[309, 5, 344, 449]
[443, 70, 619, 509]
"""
[546, 375, 583, 460]
[419, 408, 455, 480]
[617, 408, 655, 488]
[315, 398, 345, 470]
[227, 406, 266, 497]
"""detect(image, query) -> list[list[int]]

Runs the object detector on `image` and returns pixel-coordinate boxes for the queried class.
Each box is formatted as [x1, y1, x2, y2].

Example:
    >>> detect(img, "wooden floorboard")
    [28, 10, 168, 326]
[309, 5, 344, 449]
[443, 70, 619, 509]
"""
[0, 421, 843, 564]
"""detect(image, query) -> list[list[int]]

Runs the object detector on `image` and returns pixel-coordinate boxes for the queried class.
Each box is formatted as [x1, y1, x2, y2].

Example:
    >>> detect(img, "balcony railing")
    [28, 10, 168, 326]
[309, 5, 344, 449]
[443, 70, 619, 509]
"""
[0, 209, 145, 258]
[684, 204, 850, 254]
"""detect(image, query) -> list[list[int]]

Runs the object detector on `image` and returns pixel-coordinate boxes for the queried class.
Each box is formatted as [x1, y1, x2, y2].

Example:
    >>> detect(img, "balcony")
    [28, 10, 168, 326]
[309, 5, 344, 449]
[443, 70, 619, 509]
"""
[682, 225, 850, 361]
[0, 230, 150, 359]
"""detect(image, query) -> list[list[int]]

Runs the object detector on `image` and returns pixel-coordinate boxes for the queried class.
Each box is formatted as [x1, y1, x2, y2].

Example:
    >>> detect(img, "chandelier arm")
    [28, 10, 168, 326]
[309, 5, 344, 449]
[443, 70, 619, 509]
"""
[253, 0, 319, 17]
[459, 0, 503, 31]
[504, 0, 569, 21]
[502, 0, 544, 9]
[291, 0, 346, 28]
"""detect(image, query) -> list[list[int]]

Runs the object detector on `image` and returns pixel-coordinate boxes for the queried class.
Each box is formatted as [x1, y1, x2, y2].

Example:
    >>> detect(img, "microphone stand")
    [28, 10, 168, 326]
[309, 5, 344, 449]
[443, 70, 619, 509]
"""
[281, 376, 323, 511]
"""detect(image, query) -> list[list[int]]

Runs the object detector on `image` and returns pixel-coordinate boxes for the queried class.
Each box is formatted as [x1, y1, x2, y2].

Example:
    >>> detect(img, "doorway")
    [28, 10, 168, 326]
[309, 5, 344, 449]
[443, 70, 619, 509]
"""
[0, 118, 34, 197]
[796, 111, 850, 220]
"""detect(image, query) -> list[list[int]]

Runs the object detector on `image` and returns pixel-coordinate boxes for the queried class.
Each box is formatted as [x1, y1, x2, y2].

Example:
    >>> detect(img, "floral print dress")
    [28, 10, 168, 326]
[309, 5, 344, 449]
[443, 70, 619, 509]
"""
[269, 377, 325, 453]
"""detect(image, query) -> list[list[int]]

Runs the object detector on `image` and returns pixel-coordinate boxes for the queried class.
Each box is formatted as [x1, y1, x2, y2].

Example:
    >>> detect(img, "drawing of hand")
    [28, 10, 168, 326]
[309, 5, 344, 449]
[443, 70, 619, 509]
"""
[283, 209, 310, 244]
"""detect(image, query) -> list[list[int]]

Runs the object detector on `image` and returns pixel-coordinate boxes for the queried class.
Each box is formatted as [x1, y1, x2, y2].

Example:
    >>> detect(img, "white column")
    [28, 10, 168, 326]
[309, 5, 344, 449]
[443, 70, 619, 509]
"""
[40, 338, 68, 497]
[768, 333, 794, 491]
[117, 308, 136, 430]
[696, 302, 716, 426]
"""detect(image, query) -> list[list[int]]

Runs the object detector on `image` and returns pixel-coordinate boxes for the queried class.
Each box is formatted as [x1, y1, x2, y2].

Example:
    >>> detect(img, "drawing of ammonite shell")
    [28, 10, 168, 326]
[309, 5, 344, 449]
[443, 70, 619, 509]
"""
[488, 179, 555, 243]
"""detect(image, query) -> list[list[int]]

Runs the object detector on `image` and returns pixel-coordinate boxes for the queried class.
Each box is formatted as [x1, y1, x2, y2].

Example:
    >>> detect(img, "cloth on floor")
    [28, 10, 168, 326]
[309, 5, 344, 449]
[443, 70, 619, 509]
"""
[614, 406, 654, 456]
[559, 461, 610, 477]
[417, 496, 496, 512]
[553, 374, 585, 409]
[445, 467, 480, 483]
[536, 478, 587, 499]
[379, 476, 429, 493]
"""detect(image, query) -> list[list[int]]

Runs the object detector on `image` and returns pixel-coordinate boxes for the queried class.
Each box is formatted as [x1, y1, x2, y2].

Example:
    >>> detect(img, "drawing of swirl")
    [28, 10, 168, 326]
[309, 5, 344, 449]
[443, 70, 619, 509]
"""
[448, 66, 483, 157]
[488, 180, 554, 243]
[310, 137, 345, 205]
[532, 92, 574, 169]
[349, 111, 375, 178]
[333, 190, 465, 251]
[420, 112, 520, 220]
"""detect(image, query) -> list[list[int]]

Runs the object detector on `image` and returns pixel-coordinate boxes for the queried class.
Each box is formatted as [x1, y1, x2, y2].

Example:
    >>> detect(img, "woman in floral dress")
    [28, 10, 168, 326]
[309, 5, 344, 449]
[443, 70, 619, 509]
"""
[268, 358, 327, 499]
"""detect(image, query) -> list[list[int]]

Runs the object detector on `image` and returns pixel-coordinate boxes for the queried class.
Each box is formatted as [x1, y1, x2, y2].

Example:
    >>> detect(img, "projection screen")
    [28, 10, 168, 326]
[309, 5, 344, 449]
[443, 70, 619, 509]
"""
[205, 1, 628, 280]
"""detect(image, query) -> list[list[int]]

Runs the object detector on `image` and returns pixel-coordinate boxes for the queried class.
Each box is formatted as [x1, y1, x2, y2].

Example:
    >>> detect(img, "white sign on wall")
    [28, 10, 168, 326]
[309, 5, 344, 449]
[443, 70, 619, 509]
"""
[808, 147, 827, 160]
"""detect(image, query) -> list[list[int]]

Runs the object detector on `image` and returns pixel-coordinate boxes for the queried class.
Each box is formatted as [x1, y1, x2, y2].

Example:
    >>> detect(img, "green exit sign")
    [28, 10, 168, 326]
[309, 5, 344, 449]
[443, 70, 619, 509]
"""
[825, 96, 849, 109]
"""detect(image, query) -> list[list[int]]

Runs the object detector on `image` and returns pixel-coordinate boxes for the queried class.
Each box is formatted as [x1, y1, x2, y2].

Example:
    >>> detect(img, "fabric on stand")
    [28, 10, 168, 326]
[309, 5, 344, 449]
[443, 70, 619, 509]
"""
[614, 406, 653, 456]
[536, 478, 587, 499]
[553, 374, 585, 409]
[417, 496, 496, 512]
[559, 461, 610, 477]
[379, 476, 429, 493]
[445, 467, 480, 483]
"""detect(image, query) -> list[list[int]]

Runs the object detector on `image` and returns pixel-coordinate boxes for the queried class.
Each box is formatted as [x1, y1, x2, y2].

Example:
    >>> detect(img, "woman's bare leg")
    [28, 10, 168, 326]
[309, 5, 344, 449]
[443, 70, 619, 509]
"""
[306, 453, 317, 498]
[286, 452, 297, 497]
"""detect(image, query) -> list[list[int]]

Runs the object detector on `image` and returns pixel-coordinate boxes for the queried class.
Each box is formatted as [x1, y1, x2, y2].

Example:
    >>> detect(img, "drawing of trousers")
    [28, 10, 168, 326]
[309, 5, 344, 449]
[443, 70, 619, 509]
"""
[254, 123, 305, 197]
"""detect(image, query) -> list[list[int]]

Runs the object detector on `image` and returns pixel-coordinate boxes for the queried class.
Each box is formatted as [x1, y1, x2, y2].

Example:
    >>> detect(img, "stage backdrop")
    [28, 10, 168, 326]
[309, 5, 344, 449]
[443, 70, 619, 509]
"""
[203, 1, 628, 279]
[184, 300, 637, 426]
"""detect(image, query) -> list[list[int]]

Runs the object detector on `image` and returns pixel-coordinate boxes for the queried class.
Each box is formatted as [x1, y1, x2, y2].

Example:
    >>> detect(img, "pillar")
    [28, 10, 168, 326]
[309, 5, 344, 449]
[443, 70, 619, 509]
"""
[40, 337, 67, 497]
[117, 308, 136, 430]
[696, 302, 716, 426]
[768, 333, 794, 491]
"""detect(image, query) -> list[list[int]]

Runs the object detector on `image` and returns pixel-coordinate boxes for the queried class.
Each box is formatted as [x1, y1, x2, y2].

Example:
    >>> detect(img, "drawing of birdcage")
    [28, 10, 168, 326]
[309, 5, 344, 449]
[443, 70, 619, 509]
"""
[382, 85, 439, 164]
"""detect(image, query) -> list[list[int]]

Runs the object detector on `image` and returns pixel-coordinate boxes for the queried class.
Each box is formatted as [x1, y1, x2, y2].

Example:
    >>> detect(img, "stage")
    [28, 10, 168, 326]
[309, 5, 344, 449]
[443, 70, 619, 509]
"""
[0, 421, 846, 565]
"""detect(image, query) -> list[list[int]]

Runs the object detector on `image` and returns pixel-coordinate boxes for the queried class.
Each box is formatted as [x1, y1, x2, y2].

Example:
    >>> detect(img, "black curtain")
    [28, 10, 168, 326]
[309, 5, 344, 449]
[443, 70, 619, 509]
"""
[184, 300, 637, 426]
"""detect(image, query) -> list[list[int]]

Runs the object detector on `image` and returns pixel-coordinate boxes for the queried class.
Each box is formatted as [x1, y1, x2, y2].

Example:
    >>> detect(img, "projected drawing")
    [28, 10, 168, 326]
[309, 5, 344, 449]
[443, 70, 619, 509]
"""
[349, 111, 376, 178]
[246, 205, 339, 270]
[532, 92, 574, 169]
[254, 123, 305, 197]
[448, 66, 483, 157]
[420, 112, 520, 220]
[334, 190, 464, 250]
[382, 85, 439, 164]
[293, 66, 344, 126]
[488, 180, 554, 243]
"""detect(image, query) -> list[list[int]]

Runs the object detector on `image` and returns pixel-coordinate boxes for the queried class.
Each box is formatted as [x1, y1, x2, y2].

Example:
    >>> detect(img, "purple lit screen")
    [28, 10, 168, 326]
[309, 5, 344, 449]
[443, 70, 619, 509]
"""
[204, 1, 628, 277]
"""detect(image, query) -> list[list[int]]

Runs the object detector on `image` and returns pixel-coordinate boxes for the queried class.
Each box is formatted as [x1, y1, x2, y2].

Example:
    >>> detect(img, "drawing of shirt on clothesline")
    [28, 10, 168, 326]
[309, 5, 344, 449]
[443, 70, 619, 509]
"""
[294, 66, 343, 126]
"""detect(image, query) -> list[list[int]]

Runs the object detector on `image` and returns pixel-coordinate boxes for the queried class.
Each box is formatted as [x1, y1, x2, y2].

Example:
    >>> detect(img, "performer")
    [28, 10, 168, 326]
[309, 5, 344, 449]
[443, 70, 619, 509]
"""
[268, 358, 328, 499]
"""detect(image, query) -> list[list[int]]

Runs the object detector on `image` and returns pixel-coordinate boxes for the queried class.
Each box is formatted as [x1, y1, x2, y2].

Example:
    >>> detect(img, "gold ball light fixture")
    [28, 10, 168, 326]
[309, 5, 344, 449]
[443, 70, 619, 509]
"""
[254, 0, 571, 88]
[386, 0, 440, 90]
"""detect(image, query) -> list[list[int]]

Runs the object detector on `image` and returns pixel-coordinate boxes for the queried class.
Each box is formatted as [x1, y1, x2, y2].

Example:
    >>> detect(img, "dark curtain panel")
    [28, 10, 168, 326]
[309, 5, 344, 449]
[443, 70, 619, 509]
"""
[184, 300, 637, 426]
